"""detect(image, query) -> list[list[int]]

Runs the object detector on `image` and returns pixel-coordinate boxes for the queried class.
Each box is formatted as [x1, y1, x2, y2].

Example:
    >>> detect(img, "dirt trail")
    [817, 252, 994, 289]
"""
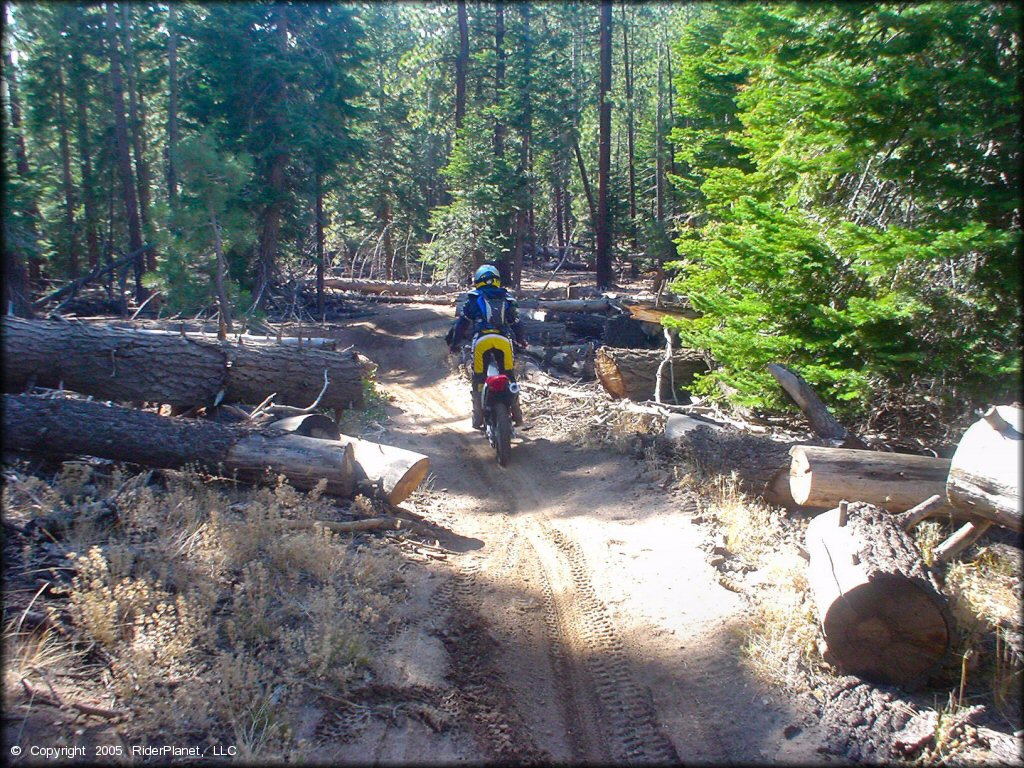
[322, 303, 828, 764]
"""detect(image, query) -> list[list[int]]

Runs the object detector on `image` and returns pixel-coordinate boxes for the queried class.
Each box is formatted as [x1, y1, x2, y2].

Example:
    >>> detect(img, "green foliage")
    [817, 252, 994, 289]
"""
[667, 2, 1021, 423]
[428, 111, 517, 278]
[153, 133, 252, 314]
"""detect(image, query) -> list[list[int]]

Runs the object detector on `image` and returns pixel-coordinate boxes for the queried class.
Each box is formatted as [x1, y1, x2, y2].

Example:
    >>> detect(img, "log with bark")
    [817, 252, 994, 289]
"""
[767, 363, 866, 447]
[2, 394, 356, 497]
[520, 319, 568, 344]
[945, 405, 1022, 532]
[521, 343, 595, 378]
[788, 445, 952, 513]
[601, 314, 657, 349]
[595, 346, 707, 401]
[806, 501, 951, 687]
[2, 317, 372, 411]
[517, 297, 613, 313]
[89, 323, 344, 349]
[320, 278, 454, 296]
[269, 414, 429, 505]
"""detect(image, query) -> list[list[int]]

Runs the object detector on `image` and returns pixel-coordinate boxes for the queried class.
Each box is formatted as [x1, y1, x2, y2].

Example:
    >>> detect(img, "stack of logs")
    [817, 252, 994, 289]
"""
[788, 392, 1021, 687]
[1, 317, 430, 505]
[318, 275, 705, 401]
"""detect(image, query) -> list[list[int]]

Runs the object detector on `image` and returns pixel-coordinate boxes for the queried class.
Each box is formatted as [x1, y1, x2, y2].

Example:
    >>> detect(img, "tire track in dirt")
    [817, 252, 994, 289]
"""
[523, 518, 681, 763]
[351, 304, 683, 763]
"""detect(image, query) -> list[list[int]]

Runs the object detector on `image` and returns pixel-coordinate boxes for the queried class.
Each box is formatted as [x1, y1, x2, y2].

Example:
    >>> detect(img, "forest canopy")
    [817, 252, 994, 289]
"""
[3, 1, 1019, 431]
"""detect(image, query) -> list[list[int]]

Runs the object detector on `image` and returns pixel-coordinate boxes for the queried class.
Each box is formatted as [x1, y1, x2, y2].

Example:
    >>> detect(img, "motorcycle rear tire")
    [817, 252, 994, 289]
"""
[493, 402, 512, 467]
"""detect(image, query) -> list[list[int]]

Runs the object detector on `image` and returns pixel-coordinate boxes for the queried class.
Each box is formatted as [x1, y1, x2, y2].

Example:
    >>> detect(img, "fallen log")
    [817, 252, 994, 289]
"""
[767, 363, 866, 447]
[520, 319, 568, 344]
[522, 343, 594, 378]
[788, 445, 951, 513]
[2, 317, 371, 411]
[2, 394, 356, 497]
[320, 278, 454, 296]
[595, 347, 707, 401]
[806, 501, 951, 687]
[32, 245, 151, 310]
[517, 297, 613, 313]
[126, 327, 342, 349]
[945, 405, 1022, 532]
[269, 415, 429, 505]
[281, 517, 401, 534]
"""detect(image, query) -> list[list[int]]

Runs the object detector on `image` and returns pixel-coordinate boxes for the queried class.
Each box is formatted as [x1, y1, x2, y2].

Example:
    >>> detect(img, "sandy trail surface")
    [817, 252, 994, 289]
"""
[318, 303, 828, 764]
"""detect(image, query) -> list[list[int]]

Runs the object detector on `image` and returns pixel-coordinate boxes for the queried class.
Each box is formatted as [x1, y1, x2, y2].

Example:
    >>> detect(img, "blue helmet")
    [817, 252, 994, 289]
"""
[474, 264, 500, 288]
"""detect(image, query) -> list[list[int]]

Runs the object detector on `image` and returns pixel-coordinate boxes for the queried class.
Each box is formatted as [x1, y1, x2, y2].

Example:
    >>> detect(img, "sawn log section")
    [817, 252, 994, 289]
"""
[2, 317, 371, 411]
[269, 414, 430, 505]
[2, 394, 357, 497]
[595, 347, 707, 401]
[805, 501, 950, 687]
[788, 445, 951, 513]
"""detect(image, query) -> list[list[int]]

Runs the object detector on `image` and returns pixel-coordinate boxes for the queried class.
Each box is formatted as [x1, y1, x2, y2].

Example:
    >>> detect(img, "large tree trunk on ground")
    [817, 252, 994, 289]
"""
[3, 395, 356, 497]
[2, 318, 370, 411]
[269, 415, 429, 505]
[945, 405, 1022, 532]
[661, 425, 797, 504]
[789, 445, 952, 513]
[595, 347, 707, 401]
[320, 278, 453, 296]
[517, 297, 613, 313]
[806, 501, 951, 687]
[519, 319, 568, 345]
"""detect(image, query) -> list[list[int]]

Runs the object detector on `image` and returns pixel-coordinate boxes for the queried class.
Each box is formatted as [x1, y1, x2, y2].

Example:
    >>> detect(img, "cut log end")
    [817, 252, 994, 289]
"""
[386, 457, 430, 506]
[823, 576, 950, 687]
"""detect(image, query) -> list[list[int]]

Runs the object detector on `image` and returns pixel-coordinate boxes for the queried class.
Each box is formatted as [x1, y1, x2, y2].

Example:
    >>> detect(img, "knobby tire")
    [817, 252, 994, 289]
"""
[494, 402, 512, 467]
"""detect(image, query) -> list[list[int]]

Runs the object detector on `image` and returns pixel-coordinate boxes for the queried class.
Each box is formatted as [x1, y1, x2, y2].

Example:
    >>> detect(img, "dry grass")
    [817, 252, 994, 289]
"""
[699, 475, 827, 691]
[942, 546, 1022, 726]
[3, 462, 408, 759]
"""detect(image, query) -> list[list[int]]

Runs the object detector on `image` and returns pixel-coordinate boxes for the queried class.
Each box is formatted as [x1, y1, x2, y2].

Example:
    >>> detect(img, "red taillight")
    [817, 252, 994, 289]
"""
[485, 374, 509, 392]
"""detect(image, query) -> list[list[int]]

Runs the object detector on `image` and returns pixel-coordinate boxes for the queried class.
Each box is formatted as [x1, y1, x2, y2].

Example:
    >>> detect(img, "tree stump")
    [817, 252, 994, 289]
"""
[805, 501, 950, 687]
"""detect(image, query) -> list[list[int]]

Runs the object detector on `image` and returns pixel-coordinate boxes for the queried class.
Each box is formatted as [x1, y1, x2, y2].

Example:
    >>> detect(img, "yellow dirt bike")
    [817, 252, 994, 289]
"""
[460, 332, 523, 467]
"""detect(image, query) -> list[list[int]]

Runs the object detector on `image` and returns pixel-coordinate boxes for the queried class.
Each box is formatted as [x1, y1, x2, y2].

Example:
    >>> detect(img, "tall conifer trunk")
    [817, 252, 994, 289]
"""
[656, 44, 666, 223]
[105, 2, 146, 304]
[493, 2, 506, 158]
[55, 58, 81, 278]
[315, 171, 326, 321]
[166, 4, 180, 210]
[69, 22, 100, 272]
[595, 0, 614, 288]
[121, 5, 155, 272]
[455, 0, 468, 130]
[254, 6, 290, 308]
[4, 47, 43, 285]
[622, 3, 636, 224]
[512, 3, 532, 289]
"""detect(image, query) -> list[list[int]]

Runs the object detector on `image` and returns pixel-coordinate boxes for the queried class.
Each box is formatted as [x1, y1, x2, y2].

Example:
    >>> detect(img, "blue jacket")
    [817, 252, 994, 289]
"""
[446, 286, 526, 348]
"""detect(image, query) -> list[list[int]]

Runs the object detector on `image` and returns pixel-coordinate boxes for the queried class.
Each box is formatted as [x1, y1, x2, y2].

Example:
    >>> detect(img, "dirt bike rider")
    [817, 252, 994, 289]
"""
[445, 264, 527, 430]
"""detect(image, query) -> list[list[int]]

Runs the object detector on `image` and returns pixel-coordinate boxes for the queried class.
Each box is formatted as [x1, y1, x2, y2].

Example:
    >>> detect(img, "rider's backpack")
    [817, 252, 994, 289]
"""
[475, 290, 509, 333]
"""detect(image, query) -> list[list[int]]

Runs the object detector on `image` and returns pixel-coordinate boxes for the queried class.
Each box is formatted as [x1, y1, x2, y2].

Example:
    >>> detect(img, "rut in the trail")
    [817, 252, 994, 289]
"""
[361, 305, 682, 762]
[432, 527, 551, 764]
[526, 519, 681, 764]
